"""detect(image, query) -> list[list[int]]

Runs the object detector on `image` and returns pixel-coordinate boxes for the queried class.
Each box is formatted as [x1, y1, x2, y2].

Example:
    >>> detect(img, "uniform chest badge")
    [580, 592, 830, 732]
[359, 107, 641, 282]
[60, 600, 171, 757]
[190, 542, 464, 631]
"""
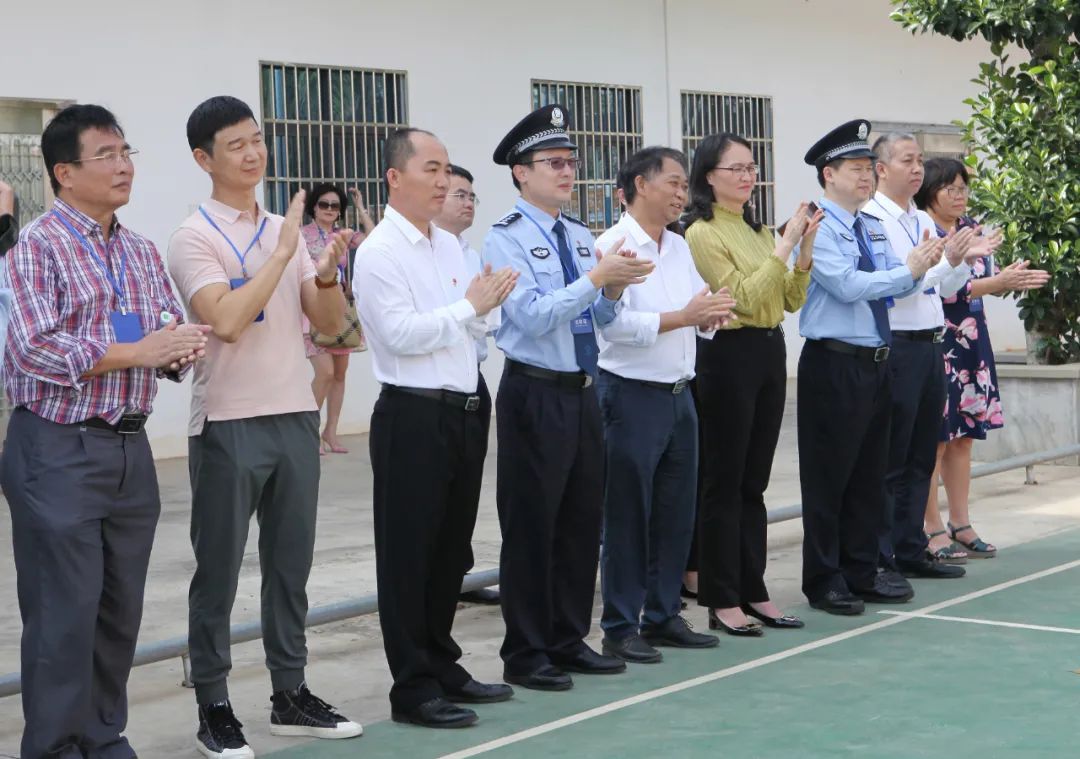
[576, 245, 591, 257]
[530, 247, 551, 259]
[839, 232, 855, 242]
[869, 231, 888, 242]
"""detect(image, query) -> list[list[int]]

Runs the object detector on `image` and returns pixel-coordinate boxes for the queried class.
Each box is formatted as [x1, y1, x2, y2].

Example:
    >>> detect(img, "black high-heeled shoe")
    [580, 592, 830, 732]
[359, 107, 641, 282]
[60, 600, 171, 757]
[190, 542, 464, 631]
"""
[680, 584, 698, 600]
[707, 609, 763, 637]
[741, 604, 805, 630]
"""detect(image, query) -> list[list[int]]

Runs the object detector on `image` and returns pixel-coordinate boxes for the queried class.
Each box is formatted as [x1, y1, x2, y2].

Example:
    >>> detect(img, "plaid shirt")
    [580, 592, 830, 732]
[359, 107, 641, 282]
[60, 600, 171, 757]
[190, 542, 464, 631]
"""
[4, 199, 188, 424]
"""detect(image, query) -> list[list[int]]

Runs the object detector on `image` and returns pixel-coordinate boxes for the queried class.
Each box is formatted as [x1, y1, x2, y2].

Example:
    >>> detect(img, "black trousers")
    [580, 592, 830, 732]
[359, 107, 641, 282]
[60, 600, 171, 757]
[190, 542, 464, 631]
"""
[370, 377, 489, 710]
[496, 365, 604, 676]
[695, 328, 787, 608]
[798, 341, 892, 601]
[881, 337, 947, 566]
[3, 408, 160, 759]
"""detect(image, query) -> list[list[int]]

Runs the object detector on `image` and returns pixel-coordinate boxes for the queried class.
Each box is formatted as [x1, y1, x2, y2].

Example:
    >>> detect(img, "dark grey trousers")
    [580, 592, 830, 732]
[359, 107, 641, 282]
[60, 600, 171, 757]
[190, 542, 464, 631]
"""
[2, 408, 160, 759]
[186, 411, 320, 705]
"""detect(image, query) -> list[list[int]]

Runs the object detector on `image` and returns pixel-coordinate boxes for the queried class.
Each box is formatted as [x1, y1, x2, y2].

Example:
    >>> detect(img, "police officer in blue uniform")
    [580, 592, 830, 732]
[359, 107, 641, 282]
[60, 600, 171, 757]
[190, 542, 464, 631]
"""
[483, 104, 655, 690]
[796, 119, 945, 615]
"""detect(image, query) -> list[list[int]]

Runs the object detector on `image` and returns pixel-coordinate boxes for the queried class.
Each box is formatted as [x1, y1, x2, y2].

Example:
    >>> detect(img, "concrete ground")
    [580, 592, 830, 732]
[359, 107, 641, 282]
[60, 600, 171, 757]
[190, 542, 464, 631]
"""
[1, 395, 1078, 758]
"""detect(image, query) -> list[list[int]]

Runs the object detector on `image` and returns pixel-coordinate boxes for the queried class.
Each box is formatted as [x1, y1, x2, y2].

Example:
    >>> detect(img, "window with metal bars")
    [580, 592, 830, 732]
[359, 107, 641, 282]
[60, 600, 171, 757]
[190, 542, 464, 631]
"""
[531, 79, 643, 235]
[260, 62, 408, 227]
[681, 91, 775, 228]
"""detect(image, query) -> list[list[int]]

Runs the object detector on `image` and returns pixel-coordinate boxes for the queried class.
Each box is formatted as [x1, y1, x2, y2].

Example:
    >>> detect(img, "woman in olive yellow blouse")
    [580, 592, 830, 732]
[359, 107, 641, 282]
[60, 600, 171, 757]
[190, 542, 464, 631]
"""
[684, 132, 822, 635]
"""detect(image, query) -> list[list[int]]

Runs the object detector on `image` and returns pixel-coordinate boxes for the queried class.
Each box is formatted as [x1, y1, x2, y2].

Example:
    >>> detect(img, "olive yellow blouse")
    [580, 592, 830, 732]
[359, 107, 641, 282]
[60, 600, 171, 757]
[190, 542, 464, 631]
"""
[685, 204, 811, 329]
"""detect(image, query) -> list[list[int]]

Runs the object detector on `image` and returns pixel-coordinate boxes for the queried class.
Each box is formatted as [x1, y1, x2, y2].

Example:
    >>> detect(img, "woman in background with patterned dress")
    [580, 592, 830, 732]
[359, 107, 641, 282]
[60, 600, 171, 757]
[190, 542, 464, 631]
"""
[915, 158, 1050, 560]
[301, 183, 373, 454]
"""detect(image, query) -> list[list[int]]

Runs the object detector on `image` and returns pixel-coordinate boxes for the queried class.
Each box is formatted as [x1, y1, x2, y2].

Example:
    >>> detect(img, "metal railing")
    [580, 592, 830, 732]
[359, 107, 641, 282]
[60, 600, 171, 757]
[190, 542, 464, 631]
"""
[1, 443, 1078, 699]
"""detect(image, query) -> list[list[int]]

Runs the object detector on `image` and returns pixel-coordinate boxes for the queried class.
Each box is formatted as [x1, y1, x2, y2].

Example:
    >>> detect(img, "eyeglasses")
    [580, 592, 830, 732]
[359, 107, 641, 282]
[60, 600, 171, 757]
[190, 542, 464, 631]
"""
[944, 186, 970, 199]
[714, 163, 758, 178]
[316, 200, 341, 210]
[70, 149, 139, 168]
[448, 191, 479, 205]
[523, 156, 581, 171]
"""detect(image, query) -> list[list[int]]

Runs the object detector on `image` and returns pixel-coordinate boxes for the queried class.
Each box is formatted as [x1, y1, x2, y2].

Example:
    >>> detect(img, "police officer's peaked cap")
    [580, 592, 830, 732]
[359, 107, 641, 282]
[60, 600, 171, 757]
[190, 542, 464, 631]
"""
[804, 119, 876, 168]
[493, 104, 577, 166]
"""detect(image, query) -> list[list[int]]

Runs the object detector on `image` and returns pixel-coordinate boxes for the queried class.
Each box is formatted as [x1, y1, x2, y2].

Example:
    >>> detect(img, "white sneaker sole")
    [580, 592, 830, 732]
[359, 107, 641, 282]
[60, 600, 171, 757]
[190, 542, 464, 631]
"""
[195, 738, 255, 758]
[269, 721, 364, 739]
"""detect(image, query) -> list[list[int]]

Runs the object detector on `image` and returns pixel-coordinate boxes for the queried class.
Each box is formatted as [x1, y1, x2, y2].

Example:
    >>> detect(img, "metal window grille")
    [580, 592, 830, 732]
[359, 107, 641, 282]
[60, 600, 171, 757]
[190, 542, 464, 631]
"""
[681, 91, 776, 228]
[531, 79, 643, 234]
[870, 122, 967, 161]
[260, 62, 408, 226]
[0, 133, 47, 228]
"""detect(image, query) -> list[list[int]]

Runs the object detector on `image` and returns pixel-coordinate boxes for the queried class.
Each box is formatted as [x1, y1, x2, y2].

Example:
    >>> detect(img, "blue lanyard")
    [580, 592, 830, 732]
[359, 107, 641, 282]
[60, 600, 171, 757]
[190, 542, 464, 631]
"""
[823, 207, 875, 260]
[52, 210, 130, 314]
[516, 204, 578, 283]
[199, 206, 268, 278]
[899, 215, 921, 247]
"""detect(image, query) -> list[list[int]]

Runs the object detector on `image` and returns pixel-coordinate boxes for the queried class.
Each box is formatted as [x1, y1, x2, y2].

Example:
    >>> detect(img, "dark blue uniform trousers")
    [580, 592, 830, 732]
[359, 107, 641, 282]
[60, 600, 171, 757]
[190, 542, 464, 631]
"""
[597, 370, 698, 639]
[2, 408, 160, 759]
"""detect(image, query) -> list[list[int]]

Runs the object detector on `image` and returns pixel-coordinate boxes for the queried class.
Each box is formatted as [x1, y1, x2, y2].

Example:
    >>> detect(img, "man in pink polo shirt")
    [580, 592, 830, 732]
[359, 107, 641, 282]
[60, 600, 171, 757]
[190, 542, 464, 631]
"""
[168, 96, 361, 759]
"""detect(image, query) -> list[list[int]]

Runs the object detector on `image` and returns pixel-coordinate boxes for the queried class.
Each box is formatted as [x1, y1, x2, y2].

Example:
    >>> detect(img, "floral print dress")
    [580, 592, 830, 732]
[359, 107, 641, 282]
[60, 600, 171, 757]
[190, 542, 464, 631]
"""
[938, 222, 1004, 441]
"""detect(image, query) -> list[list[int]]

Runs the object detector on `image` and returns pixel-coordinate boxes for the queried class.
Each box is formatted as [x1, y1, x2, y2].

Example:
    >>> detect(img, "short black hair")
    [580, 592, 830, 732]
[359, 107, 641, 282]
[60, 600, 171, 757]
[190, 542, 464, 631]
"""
[41, 104, 125, 194]
[449, 164, 474, 184]
[305, 183, 348, 220]
[617, 146, 687, 205]
[510, 151, 533, 191]
[383, 127, 436, 190]
[187, 96, 256, 155]
[817, 157, 852, 189]
[915, 157, 969, 212]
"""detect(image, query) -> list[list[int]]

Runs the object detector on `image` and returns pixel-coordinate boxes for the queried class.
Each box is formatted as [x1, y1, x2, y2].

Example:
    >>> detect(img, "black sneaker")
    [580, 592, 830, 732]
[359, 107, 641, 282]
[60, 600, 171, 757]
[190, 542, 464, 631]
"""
[270, 683, 363, 740]
[196, 701, 254, 759]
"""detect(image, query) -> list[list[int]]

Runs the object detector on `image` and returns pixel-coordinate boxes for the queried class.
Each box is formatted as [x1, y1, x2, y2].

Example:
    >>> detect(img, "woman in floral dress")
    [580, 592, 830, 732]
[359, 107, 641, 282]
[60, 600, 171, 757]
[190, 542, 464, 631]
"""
[915, 158, 1050, 560]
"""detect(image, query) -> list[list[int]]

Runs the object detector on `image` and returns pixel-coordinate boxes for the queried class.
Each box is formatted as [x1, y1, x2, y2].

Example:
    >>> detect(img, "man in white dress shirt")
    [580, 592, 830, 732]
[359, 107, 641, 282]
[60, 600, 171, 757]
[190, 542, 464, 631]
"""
[434, 163, 502, 606]
[353, 128, 518, 729]
[594, 147, 734, 662]
[863, 132, 980, 588]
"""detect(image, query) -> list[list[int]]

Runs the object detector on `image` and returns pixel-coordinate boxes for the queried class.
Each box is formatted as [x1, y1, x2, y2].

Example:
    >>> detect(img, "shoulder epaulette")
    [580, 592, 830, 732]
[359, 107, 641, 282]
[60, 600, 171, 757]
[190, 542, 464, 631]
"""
[493, 212, 522, 228]
[561, 212, 588, 228]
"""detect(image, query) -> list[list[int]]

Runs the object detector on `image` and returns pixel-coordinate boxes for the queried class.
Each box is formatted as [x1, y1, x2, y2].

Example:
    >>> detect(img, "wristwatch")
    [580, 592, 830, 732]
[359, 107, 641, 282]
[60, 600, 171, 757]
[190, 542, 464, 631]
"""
[315, 270, 339, 289]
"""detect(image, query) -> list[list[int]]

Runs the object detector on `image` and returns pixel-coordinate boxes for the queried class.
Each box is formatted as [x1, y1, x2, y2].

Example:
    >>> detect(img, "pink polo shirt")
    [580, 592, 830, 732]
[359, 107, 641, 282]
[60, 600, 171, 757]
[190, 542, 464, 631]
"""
[168, 198, 318, 435]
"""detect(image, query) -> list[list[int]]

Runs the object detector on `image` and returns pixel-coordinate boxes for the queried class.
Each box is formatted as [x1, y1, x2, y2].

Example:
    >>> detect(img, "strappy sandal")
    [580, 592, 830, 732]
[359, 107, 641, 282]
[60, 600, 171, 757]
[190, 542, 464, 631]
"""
[948, 522, 997, 559]
[926, 530, 967, 564]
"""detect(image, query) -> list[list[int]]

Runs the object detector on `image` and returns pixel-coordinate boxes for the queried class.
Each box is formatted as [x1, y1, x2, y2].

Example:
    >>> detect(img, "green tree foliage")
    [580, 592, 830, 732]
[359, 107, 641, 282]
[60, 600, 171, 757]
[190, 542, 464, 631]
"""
[893, 0, 1080, 363]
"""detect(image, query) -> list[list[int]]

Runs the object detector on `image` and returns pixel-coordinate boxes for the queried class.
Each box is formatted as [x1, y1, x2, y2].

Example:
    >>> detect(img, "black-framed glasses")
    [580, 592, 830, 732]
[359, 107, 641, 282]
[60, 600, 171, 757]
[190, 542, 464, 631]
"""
[448, 191, 479, 205]
[70, 149, 139, 168]
[316, 200, 341, 210]
[713, 163, 758, 178]
[523, 156, 581, 171]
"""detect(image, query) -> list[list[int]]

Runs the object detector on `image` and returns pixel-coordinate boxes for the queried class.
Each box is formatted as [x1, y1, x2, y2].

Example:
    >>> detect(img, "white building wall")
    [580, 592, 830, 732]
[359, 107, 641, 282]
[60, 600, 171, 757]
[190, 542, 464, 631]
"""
[0, 0, 1025, 457]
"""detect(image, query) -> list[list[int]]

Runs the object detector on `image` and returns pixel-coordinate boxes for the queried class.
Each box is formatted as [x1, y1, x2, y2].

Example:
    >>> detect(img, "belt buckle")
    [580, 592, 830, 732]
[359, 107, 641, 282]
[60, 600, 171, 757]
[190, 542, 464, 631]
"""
[583, 374, 594, 389]
[116, 413, 146, 435]
[672, 379, 688, 395]
[873, 346, 891, 363]
[933, 330, 945, 344]
[465, 395, 480, 412]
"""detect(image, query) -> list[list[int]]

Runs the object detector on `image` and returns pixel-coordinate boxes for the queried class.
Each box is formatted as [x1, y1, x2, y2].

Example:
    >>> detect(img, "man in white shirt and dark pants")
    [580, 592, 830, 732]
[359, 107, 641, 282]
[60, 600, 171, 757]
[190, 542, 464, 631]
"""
[863, 132, 978, 587]
[353, 128, 518, 728]
[434, 163, 501, 606]
[594, 147, 734, 662]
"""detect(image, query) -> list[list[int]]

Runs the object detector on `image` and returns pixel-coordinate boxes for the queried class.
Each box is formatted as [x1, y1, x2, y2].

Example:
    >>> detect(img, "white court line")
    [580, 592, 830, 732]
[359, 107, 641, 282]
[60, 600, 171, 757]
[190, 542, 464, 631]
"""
[439, 557, 1080, 759]
[877, 610, 1080, 635]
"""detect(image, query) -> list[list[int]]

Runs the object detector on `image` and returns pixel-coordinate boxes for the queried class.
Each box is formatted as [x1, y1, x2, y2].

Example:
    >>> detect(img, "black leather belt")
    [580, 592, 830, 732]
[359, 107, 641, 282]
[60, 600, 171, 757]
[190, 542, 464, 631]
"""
[507, 359, 593, 389]
[892, 328, 945, 344]
[384, 384, 481, 411]
[599, 368, 689, 395]
[814, 339, 891, 363]
[82, 413, 148, 435]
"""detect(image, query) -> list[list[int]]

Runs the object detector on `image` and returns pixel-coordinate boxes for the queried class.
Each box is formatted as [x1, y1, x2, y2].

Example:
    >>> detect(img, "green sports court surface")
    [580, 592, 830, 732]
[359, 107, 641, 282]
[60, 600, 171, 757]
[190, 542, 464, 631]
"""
[269, 527, 1080, 758]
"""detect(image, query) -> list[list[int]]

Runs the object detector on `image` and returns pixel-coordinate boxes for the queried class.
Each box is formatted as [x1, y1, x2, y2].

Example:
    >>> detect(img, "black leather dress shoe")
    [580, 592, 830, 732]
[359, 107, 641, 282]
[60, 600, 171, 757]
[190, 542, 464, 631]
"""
[708, 609, 764, 637]
[852, 574, 914, 604]
[602, 634, 663, 663]
[391, 697, 477, 729]
[897, 555, 966, 579]
[878, 569, 914, 592]
[742, 604, 805, 629]
[644, 615, 720, 648]
[444, 678, 514, 704]
[551, 646, 627, 675]
[809, 590, 865, 616]
[459, 587, 501, 604]
[503, 665, 573, 691]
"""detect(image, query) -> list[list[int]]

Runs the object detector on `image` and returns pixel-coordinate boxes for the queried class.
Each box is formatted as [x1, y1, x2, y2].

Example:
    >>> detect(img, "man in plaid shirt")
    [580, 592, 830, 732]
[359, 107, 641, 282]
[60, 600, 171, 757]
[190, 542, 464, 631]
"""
[1, 104, 210, 759]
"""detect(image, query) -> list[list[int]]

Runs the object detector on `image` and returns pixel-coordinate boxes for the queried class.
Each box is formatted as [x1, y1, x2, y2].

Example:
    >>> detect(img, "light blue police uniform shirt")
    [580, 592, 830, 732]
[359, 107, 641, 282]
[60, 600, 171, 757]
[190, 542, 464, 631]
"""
[482, 198, 618, 372]
[798, 197, 925, 348]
